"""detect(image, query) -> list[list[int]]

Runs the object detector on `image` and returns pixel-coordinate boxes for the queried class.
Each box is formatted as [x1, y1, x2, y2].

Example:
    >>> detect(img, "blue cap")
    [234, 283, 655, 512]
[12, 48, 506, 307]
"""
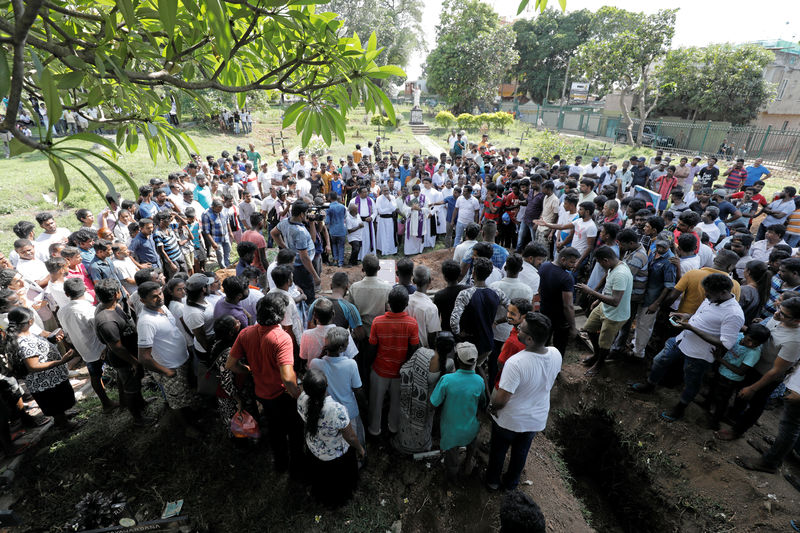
[592, 157, 599, 162]
[638, 156, 646, 162]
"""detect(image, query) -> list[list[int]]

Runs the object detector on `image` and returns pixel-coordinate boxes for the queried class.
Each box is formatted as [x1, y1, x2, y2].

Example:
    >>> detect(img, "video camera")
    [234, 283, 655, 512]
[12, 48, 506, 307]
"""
[307, 203, 330, 221]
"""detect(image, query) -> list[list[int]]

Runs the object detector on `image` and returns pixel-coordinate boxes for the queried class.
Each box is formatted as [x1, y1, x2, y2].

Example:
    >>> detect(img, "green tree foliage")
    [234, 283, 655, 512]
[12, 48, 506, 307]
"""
[529, 129, 575, 161]
[320, 0, 424, 77]
[656, 44, 775, 125]
[434, 110, 455, 129]
[512, 8, 593, 103]
[424, 0, 519, 114]
[0, 0, 402, 201]
[574, 7, 676, 146]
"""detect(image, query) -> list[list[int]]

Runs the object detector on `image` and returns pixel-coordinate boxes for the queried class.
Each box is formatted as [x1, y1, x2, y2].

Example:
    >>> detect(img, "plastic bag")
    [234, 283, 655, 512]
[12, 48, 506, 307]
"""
[230, 409, 260, 439]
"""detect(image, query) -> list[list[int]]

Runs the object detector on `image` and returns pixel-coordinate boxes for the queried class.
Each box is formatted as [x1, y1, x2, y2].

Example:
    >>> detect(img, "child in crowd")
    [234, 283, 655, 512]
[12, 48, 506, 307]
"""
[707, 324, 770, 430]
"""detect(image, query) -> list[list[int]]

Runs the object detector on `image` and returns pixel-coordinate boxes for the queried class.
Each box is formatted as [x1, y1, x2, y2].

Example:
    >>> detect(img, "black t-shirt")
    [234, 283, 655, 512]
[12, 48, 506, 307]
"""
[433, 284, 466, 332]
[95, 305, 138, 368]
[538, 261, 574, 323]
[695, 166, 719, 187]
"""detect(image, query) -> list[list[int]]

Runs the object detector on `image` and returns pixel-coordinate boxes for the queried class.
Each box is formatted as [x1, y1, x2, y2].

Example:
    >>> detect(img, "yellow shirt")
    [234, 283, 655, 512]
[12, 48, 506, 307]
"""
[675, 267, 741, 314]
[352, 150, 362, 164]
[321, 171, 333, 195]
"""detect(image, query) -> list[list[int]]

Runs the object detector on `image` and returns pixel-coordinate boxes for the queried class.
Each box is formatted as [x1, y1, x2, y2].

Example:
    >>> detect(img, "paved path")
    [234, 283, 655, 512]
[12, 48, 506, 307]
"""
[413, 134, 447, 157]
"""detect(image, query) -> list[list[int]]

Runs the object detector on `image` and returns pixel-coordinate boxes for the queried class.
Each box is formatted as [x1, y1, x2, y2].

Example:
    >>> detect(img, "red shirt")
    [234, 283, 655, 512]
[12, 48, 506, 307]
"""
[241, 230, 267, 271]
[503, 192, 519, 223]
[729, 191, 767, 206]
[230, 324, 293, 400]
[495, 328, 525, 389]
[723, 167, 748, 190]
[369, 311, 420, 378]
[654, 175, 678, 200]
[483, 196, 503, 221]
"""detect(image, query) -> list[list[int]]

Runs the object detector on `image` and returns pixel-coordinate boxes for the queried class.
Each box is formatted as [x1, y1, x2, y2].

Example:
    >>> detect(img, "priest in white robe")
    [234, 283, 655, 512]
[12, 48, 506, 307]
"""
[376, 186, 398, 256]
[422, 176, 446, 248]
[348, 185, 377, 260]
[402, 184, 429, 256]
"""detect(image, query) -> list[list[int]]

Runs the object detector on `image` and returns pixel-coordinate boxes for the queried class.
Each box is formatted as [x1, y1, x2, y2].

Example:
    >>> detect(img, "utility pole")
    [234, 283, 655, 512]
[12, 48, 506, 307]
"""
[545, 74, 551, 104]
[558, 56, 572, 129]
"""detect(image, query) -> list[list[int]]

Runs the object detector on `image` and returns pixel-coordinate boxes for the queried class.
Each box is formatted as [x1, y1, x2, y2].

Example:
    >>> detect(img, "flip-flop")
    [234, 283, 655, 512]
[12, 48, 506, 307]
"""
[734, 456, 777, 474]
[660, 410, 682, 422]
[629, 382, 654, 393]
[791, 519, 800, 532]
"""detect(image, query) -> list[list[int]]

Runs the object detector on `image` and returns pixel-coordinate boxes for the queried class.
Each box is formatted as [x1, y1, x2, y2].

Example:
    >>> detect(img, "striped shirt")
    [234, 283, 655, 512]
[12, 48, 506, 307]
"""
[153, 228, 183, 263]
[764, 273, 800, 317]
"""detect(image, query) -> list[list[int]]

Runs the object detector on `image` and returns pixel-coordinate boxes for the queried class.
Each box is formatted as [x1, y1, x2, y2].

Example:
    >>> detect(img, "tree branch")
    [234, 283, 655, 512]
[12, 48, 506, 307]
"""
[42, 1, 103, 22]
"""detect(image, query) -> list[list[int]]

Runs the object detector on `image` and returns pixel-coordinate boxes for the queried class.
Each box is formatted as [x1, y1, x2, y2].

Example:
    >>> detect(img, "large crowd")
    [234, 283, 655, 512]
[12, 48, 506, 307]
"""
[1, 130, 799, 529]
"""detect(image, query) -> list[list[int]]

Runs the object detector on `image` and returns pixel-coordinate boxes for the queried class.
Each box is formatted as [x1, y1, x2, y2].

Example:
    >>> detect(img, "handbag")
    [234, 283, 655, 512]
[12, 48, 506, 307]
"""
[230, 409, 260, 439]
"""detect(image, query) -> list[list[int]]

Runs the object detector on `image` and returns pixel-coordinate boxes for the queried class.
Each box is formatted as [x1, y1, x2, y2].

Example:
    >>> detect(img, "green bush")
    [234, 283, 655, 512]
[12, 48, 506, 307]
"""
[529, 129, 576, 161]
[370, 115, 398, 127]
[486, 111, 514, 133]
[434, 111, 455, 129]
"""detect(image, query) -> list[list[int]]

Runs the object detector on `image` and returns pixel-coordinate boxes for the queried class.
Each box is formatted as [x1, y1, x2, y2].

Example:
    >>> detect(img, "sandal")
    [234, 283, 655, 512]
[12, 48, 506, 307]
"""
[629, 382, 654, 393]
[660, 410, 683, 422]
[714, 428, 741, 441]
[735, 456, 777, 474]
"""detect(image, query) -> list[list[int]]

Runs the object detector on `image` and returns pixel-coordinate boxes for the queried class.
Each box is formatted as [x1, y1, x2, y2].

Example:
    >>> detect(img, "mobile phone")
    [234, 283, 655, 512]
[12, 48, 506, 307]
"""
[668, 316, 680, 327]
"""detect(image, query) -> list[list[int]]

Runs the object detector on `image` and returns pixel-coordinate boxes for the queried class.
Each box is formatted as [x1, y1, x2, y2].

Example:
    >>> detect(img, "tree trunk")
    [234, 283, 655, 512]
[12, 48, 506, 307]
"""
[619, 88, 635, 145]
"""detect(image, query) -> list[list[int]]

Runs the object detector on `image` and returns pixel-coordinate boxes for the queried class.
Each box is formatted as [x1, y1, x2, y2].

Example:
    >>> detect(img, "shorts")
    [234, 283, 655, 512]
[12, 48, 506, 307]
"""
[86, 359, 105, 378]
[194, 245, 207, 262]
[583, 305, 628, 350]
[182, 249, 195, 267]
[150, 360, 196, 410]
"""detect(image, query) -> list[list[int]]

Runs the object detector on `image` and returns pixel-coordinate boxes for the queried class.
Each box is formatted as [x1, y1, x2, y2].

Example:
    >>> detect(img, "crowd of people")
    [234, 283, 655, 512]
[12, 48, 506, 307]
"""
[0, 132, 798, 527]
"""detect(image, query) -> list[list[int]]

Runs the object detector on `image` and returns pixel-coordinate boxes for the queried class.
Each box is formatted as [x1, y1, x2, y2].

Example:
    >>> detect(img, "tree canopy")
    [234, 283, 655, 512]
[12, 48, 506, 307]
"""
[574, 7, 677, 145]
[424, 0, 519, 114]
[0, 0, 402, 201]
[320, 0, 424, 77]
[511, 8, 593, 103]
[656, 44, 775, 125]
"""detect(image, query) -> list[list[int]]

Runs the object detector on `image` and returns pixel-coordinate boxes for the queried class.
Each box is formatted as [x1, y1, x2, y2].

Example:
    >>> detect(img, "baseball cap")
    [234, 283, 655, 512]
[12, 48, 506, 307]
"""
[712, 188, 727, 197]
[186, 273, 214, 291]
[654, 230, 674, 248]
[592, 157, 599, 162]
[456, 342, 478, 366]
[638, 156, 646, 162]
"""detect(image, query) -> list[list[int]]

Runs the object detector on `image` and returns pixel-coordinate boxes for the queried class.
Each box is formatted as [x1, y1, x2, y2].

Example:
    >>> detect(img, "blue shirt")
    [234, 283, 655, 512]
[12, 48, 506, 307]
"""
[643, 250, 676, 307]
[277, 219, 315, 266]
[330, 179, 343, 196]
[744, 165, 770, 186]
[430, 369, 486, 450]
[461, 243, 509, 270]
[399, 166, 411, 187]
[193, 186, 212, 209]
[128, 232, 161, 267]
[79, 247, 96, 272]
[325, 201, 347, 238]
[137, 201, 158, 220]
[719, 333, 761, 382]
[444, 195, 457, 222]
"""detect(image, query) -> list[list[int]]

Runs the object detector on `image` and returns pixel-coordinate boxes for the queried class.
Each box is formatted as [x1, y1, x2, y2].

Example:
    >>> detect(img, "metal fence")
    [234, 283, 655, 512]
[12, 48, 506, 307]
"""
[516, 104, 800, 170]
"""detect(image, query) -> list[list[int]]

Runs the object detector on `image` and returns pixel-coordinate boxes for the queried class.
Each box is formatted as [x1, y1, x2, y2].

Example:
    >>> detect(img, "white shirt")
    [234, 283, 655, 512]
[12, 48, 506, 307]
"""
[571, 218, 598, 256]
[453, 239, 477, 264]
[168, 193, 186, 212]
[295, 178, 311, 198]
[269, 287, 303, 342]
[455, 195, 480, 225]
[568, 164, 584, 177]
[698, 243, 714, 268]
[112, 257, 138, 294]
[34, 227, 71, 259]
[406, 291, 442, 348]
[16, 258, 48, 283]
[677, 298, 744, 363]
[137, 306, 189, 369]
[292, 161, 312, 177]
[299, 324, 358, 362]
[494, 347, 562, 432]
[182, 301, 215, 354]
[57, 299, 104, 363]
[490, 277, 534, 341]
[696, 222, 720, 243]
[518, 262, 541, 296]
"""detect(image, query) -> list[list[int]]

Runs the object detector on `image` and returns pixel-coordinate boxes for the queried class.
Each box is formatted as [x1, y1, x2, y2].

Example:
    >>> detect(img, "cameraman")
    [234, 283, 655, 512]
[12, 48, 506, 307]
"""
[270, 201, 320, 303]
[307, 197, 331, 275]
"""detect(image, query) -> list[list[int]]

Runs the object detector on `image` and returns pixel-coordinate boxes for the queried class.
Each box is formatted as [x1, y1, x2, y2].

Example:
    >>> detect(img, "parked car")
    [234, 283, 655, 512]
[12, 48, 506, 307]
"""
[615, 125, 675, 147]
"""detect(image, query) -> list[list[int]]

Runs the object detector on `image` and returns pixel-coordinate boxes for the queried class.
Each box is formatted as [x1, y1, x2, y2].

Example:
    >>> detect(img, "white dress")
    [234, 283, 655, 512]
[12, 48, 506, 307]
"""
[349, 196, 377, 260]
[402, 194, 430, 255]
[376, 194, 398, 255]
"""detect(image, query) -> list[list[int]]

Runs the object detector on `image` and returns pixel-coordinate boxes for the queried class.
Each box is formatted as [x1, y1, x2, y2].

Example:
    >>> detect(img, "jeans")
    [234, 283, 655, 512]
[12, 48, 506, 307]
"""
[330, 235, 346, 266]
[216, 240, 231, 268]
[516, 221, 534, 252]
[648, 337, 712, 405]
[763, 399, 800, 468]
[257, 393, 304, 474]
[730, 372, 782, 436]
[368, 369, 400, 436]
[786, 233, 800, 247]
[293, 264, 315, 304]
[486, 421, 537, 490]
[550, 322, 571, 357]
[488, 340, 504, 392]
[454, 222, 467, 247]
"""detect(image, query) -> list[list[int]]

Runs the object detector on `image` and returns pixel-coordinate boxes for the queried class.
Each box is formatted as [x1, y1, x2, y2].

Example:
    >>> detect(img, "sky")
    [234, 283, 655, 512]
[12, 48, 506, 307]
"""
[405, 0, 800, 80]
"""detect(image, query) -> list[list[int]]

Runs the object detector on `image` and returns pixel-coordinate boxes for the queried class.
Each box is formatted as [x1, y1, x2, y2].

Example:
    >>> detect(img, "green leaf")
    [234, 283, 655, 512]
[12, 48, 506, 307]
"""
[126, 128, 139, 151]
[116, 0, 136, 28]
[55, 132, 120, 154]
[282, 101, 305, 129]
[517, 0, 529, 14]
[8, 138, 35, 157]
[159, 0, 178, 39]
[62, 55, 88, 70]
[0, 48, 9, 99]
[88, 86, 104, 106]
[57, 70, 84, 90]
[40, 68, 63, 134]
[367, 31, 377, 52]
[376, 65, 406, 78]
[48, 155, 70, 202]
[59, 156, 107, 199]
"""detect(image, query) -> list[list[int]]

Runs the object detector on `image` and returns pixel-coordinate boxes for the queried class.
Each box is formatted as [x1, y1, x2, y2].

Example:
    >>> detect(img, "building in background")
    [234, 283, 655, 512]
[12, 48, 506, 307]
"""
[752, 40, 800, 129]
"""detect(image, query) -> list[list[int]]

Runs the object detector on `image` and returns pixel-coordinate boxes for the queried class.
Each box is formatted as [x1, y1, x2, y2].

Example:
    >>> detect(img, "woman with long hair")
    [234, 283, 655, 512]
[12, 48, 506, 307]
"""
[297, 368, 365, 506]
[3, 307, 79, 429]
[740, 260, 770, 325]
[211, 315, 256, 439]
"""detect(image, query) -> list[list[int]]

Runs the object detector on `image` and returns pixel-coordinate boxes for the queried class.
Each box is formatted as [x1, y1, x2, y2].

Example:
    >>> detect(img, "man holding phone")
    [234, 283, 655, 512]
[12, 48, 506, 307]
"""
[630, 274, 744, 422]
